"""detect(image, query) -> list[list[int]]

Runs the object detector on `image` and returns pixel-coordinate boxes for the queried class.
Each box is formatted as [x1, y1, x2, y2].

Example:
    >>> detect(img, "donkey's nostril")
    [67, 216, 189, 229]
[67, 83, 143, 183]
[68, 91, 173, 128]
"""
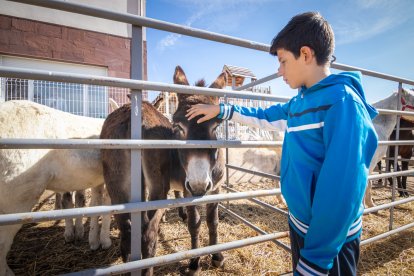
[206, 181, 213, 192]
[185, 180, 192, 194]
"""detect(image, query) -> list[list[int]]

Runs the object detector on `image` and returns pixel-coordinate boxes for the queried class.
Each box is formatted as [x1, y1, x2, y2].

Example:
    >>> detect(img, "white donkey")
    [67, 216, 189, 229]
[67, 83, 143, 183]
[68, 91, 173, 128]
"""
[0, 100, 111, 276]
[365, 88, 414, 208]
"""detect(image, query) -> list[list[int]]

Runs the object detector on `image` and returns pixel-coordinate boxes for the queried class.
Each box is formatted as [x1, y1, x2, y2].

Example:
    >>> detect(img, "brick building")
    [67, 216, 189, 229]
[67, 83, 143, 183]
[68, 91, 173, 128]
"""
[0, 0, 145, 117]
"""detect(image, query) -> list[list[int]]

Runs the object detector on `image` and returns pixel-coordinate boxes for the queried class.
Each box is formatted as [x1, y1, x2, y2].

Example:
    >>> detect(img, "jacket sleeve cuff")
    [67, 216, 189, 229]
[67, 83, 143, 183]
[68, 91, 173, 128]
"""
[217, 103, 234, 120]
[294, 257, 329, 276]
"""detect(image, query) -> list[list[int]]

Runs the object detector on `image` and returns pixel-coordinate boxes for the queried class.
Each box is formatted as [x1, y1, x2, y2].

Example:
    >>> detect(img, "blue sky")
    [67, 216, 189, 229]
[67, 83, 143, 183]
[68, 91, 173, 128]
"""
[145, 0, 414, 104]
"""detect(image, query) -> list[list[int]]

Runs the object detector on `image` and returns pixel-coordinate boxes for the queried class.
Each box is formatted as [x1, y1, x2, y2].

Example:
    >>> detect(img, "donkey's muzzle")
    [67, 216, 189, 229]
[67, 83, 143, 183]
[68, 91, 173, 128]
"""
[185, 179, 213, 196]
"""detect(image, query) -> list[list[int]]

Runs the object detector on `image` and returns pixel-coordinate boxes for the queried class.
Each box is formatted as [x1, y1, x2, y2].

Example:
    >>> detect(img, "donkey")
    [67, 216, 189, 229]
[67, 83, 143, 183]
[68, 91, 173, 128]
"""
[366, 88, 414, 207]
[0, 101, 111, 276]
[100, 66, 226, 275]
[377, 117, 413, 197]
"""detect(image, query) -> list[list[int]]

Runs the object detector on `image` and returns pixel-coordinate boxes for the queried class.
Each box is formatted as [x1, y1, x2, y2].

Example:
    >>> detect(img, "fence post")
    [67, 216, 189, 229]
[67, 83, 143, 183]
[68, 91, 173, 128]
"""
[390, 82, 403, 231]
[129, 0, 146, 275]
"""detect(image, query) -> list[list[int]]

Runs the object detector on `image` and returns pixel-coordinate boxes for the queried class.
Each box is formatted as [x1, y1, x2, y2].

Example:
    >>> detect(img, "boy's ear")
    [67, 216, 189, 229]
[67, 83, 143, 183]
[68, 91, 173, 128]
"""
[300, 46, 314, 64]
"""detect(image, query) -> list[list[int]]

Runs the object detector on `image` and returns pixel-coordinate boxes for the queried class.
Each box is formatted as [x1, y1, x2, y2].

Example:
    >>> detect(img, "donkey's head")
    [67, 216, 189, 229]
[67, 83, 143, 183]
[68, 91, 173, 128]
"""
[172, 66, 227, 196]
[400, 88, 414, 122]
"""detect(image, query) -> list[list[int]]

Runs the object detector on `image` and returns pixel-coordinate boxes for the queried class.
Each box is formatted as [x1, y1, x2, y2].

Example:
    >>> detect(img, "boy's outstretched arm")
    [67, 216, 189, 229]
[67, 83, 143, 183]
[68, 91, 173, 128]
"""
[186, 104, 220, 123]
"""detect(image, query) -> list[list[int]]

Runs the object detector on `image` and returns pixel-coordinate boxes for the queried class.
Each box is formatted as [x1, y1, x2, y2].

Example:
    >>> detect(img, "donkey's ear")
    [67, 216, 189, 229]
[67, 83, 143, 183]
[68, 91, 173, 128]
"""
[174, 66, 190, 85]
[209, 72, 227, 89]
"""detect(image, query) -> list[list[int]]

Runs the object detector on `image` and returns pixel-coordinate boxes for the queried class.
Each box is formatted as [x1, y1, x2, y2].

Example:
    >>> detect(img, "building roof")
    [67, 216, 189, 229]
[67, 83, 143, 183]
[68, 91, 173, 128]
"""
[222, 65, 257, 87]
[223, 65, 256, 79]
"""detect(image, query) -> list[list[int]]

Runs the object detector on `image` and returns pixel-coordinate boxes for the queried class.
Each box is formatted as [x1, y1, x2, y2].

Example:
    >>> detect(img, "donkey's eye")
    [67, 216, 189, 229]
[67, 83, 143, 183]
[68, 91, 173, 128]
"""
[211, 124, 220, 133]
[173, 123, 185, 134]
[213, 148, 219, 160]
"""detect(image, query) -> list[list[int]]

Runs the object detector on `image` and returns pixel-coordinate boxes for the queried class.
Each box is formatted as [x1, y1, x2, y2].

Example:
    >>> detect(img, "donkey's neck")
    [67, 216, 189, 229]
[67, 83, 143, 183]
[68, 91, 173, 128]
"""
[372, 92, 398, 110]
[372, 92, 399, 140]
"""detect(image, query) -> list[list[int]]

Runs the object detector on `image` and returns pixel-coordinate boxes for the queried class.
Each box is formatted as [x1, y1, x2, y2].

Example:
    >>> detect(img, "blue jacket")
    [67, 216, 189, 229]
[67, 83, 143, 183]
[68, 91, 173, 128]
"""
[218, 72, 378, 273]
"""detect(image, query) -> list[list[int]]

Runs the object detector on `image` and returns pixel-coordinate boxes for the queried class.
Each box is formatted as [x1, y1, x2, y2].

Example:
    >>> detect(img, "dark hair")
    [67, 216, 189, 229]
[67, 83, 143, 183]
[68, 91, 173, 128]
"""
[269, 12, 334, 65]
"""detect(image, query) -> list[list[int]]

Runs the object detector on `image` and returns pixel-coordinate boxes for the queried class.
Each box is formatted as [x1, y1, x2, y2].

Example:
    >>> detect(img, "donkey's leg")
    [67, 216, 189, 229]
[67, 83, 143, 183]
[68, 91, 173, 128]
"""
[89, 184, 112, 250]
[105, 180, 130, 262]
[74, 190, 86, 240]
[115, 213, 131, 262]
[89, 186, 102, 250]
[55, 192, 62, 210]
[387, 159, 394, 186]
[102, 148, 131, 262]
[100, 185, 112, 249]
[1, 163, 55, 275]
[1, 171, 53, 276]
[376, 161, 384, 185]
[141, 208, 165, 276]
[0, 224, 22, 276]
[62, 192, 76, 242]
[401, 161, 409, 197]
[206, 202, 225, 268]
[364, 180, 375, 208]
[141, 150, 169, 276]
[187, 205, 202, 275]
[89, 185, 112, 250]
[175, 191, 188, 222]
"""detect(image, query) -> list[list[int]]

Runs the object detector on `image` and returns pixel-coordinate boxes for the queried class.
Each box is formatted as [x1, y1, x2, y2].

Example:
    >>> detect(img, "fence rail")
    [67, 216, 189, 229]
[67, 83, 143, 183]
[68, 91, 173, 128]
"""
[0, 189, 281, 226]
[2, 0, 414, 275]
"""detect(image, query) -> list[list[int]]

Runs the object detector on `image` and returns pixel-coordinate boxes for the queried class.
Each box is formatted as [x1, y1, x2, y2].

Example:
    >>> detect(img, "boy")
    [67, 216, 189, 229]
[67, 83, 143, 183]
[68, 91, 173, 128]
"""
[186, 12, 378, 276]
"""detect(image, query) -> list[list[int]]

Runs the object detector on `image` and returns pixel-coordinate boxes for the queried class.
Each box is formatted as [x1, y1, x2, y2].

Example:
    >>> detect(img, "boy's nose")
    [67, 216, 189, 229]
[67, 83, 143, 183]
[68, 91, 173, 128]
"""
[277, 69, 283, 78]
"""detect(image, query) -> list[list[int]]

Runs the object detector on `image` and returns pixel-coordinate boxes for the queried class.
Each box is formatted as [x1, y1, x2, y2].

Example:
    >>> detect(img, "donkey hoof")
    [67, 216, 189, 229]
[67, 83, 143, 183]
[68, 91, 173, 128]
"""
[64, 229, 75, 243]
[186, 268, 201, 276]
[212, 254, 225, 268]
[212, 258, 225, 268]
[75, 227, 84, 240]
[101, 238, 112, 249]
[180, 215, 188, 223]
[89, 239, 100, 251]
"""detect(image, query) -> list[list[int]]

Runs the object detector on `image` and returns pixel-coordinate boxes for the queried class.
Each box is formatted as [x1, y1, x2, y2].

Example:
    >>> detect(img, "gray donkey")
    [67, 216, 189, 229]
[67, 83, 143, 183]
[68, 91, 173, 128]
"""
[100, 66, 227, 275]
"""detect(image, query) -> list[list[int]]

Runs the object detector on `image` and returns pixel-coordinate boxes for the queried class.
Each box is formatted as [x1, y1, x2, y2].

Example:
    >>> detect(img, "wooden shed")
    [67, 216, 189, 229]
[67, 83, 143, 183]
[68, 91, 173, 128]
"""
[222, 65, 257, 88]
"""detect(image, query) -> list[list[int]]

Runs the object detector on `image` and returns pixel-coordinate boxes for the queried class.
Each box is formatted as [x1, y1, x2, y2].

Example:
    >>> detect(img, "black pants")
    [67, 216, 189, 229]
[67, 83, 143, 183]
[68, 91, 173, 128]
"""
[289, 225, 360, 276]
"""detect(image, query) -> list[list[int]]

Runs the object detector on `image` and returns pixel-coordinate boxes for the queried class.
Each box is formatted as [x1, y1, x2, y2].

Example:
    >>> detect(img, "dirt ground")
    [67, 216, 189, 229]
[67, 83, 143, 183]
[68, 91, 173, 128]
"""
[6, 171, 414, 275]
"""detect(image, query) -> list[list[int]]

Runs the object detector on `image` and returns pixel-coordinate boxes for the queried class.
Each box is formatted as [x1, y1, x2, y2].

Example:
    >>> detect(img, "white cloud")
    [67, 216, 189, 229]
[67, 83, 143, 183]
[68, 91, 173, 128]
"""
[333, 0, 414, 45]
[156, 0, 274, 51]
[157, 33, 182, 51]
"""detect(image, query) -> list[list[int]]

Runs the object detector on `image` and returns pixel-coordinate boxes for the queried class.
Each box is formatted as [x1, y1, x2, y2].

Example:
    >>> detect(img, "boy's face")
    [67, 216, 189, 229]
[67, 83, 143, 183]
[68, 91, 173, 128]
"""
[276, 48, 305, 89]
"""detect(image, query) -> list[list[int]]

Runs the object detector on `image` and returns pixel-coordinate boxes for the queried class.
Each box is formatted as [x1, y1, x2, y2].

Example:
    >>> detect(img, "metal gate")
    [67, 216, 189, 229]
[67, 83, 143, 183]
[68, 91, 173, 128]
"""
[1, 0, 414, 275]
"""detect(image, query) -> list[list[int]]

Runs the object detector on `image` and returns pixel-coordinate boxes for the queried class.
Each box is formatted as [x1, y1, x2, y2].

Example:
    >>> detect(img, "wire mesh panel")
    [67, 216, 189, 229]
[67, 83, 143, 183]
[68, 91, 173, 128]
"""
[1, 77, 130, 118]
[4, 78, 28, 100]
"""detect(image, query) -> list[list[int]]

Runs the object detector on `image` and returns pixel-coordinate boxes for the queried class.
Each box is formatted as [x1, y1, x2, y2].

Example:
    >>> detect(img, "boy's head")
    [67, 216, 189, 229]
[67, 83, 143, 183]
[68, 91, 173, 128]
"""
[270, 12, 334, 66]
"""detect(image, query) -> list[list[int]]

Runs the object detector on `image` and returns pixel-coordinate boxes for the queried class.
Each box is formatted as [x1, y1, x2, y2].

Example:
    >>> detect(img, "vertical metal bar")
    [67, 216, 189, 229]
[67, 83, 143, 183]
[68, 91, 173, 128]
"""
[83, 84, 89, 116]
[225, 95, 229, 209]
[384, 147, 391, 187]
[0, 77, 5, 102]
[390, 82, 403, 231]
[27, 79, 34, 101]
[129, 1, 145, 275]
[165, 92, 169, 116]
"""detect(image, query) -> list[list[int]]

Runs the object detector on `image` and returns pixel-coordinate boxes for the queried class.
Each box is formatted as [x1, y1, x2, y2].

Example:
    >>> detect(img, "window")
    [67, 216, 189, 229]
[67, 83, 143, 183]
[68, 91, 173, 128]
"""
[0, 55, 127, 118]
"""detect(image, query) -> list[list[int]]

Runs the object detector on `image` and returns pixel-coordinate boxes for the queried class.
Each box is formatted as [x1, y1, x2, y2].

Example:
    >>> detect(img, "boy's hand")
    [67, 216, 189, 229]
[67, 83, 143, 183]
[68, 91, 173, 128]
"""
[186, 104, 220, 124]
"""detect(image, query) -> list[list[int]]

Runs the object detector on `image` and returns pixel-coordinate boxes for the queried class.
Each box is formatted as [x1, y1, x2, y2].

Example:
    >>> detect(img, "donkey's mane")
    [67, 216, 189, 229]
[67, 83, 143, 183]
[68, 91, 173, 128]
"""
[177, 78, 217, 106]
[194, 79, 206, 87]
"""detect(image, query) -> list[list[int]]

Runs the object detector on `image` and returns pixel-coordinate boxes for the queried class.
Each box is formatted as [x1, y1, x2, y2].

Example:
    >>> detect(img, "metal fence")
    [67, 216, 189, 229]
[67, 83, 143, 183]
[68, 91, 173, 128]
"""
[1, 0, 414, 275]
